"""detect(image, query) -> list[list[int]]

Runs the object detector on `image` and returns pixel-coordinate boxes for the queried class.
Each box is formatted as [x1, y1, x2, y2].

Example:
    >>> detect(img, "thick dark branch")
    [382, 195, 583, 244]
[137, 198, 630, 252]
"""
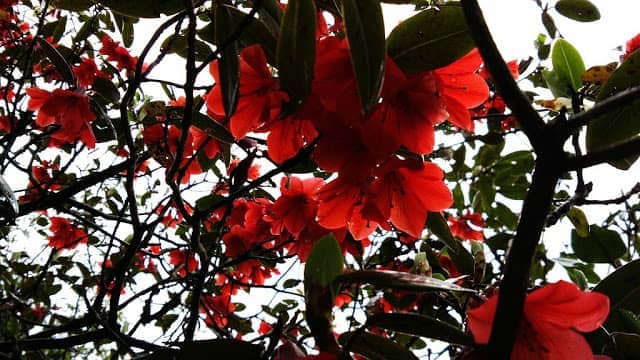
[567, 137, 640, 170]
[566, 85, 640, 133]
[0, 330, 109, 353]
[487, 163, 561, 357]
[461, 0, 546, 152]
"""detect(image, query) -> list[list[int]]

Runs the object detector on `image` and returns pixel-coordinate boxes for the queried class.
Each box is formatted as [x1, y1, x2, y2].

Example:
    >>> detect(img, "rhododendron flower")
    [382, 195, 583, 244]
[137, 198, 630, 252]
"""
[623, 33, 640, 60]
[168, 249, 198, 277]
[266, 176, 324, 238]
[435, 49, 490, 131]
[369, 57, 448, 155]
[449, 211, 484, 241]
[369, 158, 453, 237]
[266, 98, 320, 163]
[467, 281, 610, 360]
[26, 87, 97, 148]
[47, 216, 88, 250]
[100, 35, 137, 72]
[206, 44, 286, 139]
[142, 123, 203, 183]
[200, 294, 235, 328]
[73, 57, 108, 87]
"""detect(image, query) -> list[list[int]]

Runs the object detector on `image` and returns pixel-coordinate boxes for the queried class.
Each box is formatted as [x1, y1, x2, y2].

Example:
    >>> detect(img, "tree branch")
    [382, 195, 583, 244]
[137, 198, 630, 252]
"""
[567, 137, 640, 170]
[461, 0, 546, 153]
[566, 85, 640, 133]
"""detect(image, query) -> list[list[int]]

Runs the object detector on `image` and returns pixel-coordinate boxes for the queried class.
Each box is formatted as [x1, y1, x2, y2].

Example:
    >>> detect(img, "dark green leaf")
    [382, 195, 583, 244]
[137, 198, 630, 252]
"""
[571, 225, 626, 263]
[335, 270, 475, 293]
[191, 112, 234, 144]
[493, 202, 519, 230]
[339, 331, 418, 360]
[92, 77, 120, 104]
[368, 313, 472, 346]
[0, 175, 18, 225]
[215, 4, 240, 117]
[555, 0, 600, 22]
[586, 50, 640, 170]
[552, 38, 585, 92]
[541, 11, 557, 38]
[387, 3, 474, 73]
[342, 0, 385, 113]
[277, 0, 316, 108]
[304, 234, 344, 289]
[542, 68, 571, 97]
[36, 38, 76, 85]
[52, 16, 67, 43]
[426, 212, 474, 275]
[588, 260, 640, 344]
[96, 0, 185, 18]
[180, 339, 262, 359]
[52, 0, 93, 11]
[610, 333, 640, 360]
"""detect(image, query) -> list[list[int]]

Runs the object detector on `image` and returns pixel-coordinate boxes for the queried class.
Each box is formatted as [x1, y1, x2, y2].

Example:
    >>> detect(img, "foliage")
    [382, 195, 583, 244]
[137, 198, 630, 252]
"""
[0, 0, 639, 359]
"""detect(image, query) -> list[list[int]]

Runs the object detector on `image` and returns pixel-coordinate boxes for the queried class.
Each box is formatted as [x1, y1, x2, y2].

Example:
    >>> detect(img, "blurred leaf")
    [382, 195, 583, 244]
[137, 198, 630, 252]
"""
[368, 313, 472, 346]
[180, 339, 262, 359]
[542, 68, 571, 97]
[541, 11, 557, 38]
[552, 38, 585, 92]
[96, 0, 185, 18]
[215, 4, 240, 117]
[339, 331, 419, 360]
[36, 38, 76, 85]
[0, 175, 18, 225]
[555, 0, 600, 22]
[304, 234, 344, 289]
[387, 3, 474, 73]
[52, 0, 93, 11]
[610, 333, 640, 360]
[571, 225, 625, 263]
[586, 50, 640, 170]
[335, 270, 475, 293]
[342, 0, 385, 113]
[277, 0, 316, 108]
[567, 207, 589, 237]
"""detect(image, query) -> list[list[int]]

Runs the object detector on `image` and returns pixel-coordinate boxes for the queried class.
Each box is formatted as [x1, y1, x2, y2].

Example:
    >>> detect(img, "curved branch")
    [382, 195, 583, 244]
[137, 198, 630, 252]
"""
[567, 85, 640, 132]
[567, 137, 640, 170]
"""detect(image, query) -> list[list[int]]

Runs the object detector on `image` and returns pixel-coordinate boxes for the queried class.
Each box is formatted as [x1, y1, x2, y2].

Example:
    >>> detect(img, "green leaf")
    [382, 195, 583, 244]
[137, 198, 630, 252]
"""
[36, 38, 76, 85]
[0, 174, 18, 225]
[95, 0, 185, 18]
[277, 0, 316, 108]
[610, 333, 640, 359]
[571, 225, 626, 264]
[586, 50, 640, 170]
[335, 270, 475, 293]
[542, 69, 571, 98]
[92, 77, 120, 104]
[567, 207, 589, 238]
[304, 234, 344, 289]
[367, 313, 473, 346]
[341, 0, 385, 113]
[387, 3, 474, 73]
[52, 0, 93, 11]
[215, 4, 240, 117]
[426, 212, 474, 275]
[551, 38, 585, 92]
[191, 112, 234, 144]
[339, 331, 419, 360]
[199, 6, 278, 65]
[555, 0, 600, 22]
[180, 339, 262, 359]
[593, 260, 640, 333]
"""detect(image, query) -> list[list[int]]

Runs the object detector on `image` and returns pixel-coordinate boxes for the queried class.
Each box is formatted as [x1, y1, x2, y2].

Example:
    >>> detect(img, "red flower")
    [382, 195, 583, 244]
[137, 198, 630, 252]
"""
[47, 216, 88, 250]
[73, 57, 108, 87]
[142, 123, 203, 183]
[368, 57, 448, 155]
[206, 45, 285, 139]
[168, 249, 198, 277]
[623, 33, 640, 60]
[467, 281, 610, 360]
[267, 176, 324, 238]
[200, 294, 235, 328]
[369, 158, 453, 238]
[100, 35, 137, 72]
[435, 49, 490, 131]
[26, 87, 97, 148]
[266, 99, 319, 164]
[449, 211, 484, 241]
